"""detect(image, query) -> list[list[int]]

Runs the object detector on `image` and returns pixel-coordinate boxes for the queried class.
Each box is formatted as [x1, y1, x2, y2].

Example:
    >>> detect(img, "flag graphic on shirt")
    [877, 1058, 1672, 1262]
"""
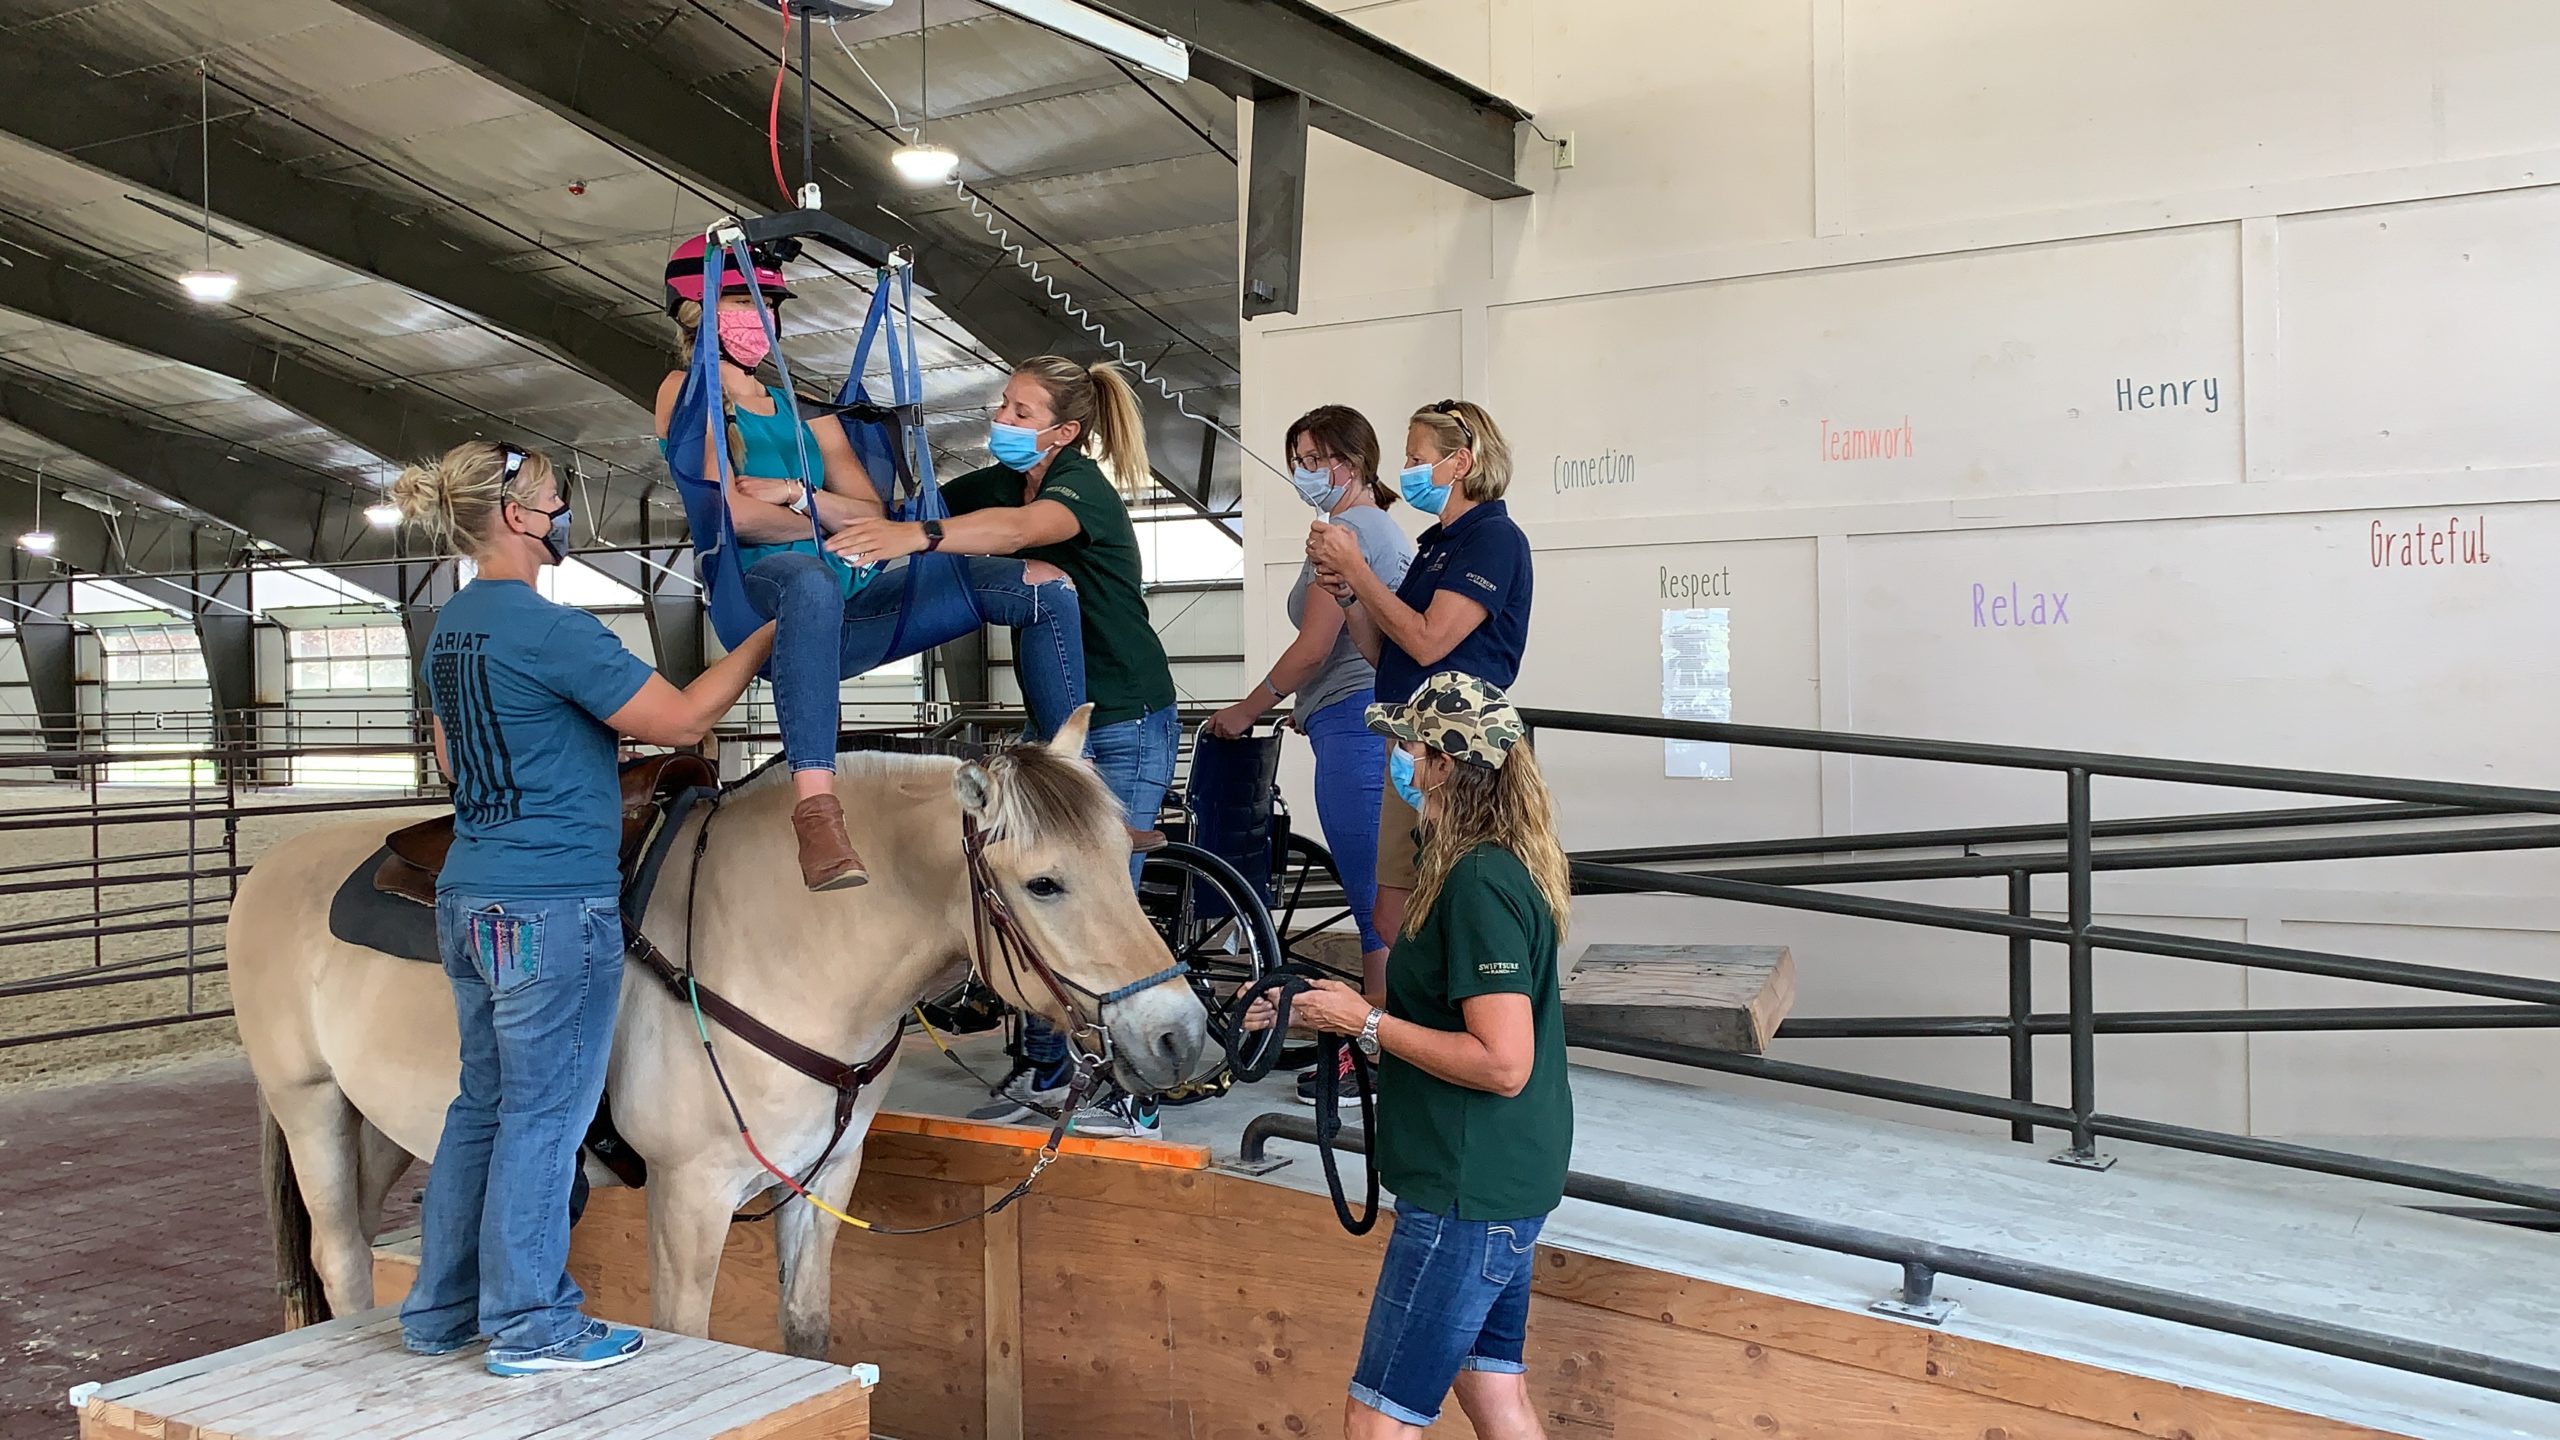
[431, 642, 520, 825]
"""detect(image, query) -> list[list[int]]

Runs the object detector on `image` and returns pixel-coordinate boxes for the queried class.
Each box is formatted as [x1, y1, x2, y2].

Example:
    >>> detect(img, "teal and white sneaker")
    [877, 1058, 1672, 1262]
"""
[487, 1322, 644, 1378]
[1070, 1088, 1161, 1139]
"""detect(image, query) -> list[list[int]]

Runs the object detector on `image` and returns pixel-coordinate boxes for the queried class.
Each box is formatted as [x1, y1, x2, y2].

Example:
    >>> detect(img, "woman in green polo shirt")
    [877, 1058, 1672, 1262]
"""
[1252, 671, 1573, 1439]
[827, 354, 1176, 1139]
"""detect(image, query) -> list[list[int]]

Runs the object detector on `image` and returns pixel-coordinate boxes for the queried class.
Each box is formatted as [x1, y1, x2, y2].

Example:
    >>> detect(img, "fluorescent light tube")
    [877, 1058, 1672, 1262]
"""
[980, 0, 1189, 83]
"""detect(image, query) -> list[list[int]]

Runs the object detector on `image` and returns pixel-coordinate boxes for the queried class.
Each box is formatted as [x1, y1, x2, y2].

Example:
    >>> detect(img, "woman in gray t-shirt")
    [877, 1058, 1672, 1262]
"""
[1210, 407, 1416, 1094]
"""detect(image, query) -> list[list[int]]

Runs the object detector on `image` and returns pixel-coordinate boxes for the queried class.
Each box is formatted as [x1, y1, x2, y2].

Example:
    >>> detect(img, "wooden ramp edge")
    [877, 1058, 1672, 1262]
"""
[76, 1309, 874, 1440]
[869, 1108, 1212, 1169]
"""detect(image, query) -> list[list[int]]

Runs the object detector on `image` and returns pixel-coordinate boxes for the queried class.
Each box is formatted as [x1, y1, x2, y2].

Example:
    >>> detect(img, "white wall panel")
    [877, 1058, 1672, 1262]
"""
[1485, 229, 2242, 526]
[1840, 1, 2560, 230]
[2281, 187, 2560, 480]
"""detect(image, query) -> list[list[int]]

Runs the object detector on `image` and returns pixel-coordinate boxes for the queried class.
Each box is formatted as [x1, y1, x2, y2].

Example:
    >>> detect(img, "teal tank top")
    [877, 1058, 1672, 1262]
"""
[729, 386, 866, 600]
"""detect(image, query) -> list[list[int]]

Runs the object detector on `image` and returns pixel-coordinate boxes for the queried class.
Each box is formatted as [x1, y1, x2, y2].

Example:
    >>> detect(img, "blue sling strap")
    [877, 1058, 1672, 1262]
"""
[665, 234, 982, 671]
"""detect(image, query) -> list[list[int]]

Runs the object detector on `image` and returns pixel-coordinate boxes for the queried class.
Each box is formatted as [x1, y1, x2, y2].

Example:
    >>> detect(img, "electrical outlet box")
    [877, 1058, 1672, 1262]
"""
[1551, 131, 1577, 170]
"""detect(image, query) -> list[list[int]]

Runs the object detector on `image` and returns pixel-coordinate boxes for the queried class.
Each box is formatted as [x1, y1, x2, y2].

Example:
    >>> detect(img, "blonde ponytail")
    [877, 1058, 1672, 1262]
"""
[1085, 363, 1149, 497]
[1410, 400, 1513, 503]
[392, 440, 556, 556]
[1014, 355, 1151, 496]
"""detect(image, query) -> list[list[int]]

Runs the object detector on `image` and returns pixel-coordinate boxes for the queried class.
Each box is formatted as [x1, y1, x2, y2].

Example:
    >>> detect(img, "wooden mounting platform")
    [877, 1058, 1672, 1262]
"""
[75, 1311, 873, 1440]
[1563, 942, 1797, 1052]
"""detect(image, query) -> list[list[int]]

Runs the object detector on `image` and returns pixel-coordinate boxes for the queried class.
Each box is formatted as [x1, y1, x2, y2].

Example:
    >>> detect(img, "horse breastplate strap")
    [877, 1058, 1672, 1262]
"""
[625, 928, 899, 1128]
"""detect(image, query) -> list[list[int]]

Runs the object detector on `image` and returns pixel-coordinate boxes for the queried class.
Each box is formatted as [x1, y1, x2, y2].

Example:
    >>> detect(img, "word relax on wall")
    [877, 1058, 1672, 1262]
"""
[1821, 417, 1914, 461]
[2371, 514, 2491, 568]
[2116, 375, 2221, 413]
[1554, 449, 1636, 493]
[1972, 582, 2070, 628]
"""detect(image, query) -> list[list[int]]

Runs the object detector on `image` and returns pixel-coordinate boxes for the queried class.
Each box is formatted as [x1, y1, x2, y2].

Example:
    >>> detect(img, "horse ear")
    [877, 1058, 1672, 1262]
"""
[1048, 704, 1094, 758]
[953, 761, 995, 818]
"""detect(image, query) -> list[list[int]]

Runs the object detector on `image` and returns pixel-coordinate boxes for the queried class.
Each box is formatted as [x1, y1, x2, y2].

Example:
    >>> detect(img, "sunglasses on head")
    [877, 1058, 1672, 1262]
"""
[1426, 399, 1476, 452]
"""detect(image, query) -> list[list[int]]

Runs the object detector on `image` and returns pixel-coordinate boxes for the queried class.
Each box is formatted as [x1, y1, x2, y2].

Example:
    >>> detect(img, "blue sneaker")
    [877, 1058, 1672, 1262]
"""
[486, 1321, 644, 1377]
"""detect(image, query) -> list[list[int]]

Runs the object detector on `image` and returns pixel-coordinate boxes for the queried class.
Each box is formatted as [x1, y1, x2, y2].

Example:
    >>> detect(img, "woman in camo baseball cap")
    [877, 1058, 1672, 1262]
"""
[1262, 666, 1573, 1433]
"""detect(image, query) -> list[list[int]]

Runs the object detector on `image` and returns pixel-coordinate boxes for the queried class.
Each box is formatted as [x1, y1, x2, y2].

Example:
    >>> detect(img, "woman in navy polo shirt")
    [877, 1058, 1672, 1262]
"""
[1307, 399, 1532, 952]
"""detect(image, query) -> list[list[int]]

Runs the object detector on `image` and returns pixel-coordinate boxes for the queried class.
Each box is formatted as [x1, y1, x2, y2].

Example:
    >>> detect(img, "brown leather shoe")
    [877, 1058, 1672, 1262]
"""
[1127, 825, 1168, 854]
[791, 793, 868, 892]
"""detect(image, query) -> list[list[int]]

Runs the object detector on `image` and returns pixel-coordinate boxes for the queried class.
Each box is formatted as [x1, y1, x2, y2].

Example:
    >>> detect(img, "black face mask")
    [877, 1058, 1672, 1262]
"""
[515, 500, 572, 565]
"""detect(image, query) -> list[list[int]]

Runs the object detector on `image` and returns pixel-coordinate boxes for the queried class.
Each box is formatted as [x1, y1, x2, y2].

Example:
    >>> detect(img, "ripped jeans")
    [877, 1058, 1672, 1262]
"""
[744, 550, 1087, 772]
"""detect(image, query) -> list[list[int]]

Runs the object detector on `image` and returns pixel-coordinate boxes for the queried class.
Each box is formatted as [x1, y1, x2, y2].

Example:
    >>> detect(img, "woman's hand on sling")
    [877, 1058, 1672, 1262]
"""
[1307, 519, 1364, 578]
[825, 516, 924, 567]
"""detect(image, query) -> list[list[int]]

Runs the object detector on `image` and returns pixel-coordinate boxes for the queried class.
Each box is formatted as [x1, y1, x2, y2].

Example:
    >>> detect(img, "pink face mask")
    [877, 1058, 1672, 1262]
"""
[715, 308, 773, 369]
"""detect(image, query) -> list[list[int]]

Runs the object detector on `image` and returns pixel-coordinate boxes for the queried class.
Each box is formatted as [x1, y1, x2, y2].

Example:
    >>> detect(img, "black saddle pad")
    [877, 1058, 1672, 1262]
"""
[328, 846, 439, 963]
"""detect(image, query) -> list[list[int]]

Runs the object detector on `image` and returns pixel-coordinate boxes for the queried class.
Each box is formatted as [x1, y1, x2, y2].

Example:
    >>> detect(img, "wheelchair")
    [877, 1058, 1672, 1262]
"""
[1138, 720, 1367, 1083]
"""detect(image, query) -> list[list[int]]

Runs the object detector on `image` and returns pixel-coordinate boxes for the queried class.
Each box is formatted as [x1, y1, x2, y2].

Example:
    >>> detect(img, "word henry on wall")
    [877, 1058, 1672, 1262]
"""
[1661, 607, 1731, 781]
[1820, 416, 1914, 461]
[2370, 514, 2491, 568]
[1555, 449, 1636, 493]
[2116, 375, 2221, 413]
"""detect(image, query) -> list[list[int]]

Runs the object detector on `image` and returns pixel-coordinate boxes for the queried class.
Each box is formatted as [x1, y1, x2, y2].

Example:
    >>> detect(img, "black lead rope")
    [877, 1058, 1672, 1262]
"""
[1229, 967, 1379, 1235]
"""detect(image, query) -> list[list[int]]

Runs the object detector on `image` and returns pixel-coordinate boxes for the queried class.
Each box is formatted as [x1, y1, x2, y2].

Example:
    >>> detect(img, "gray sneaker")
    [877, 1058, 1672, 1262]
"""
[966, 1069, 1070, 1124]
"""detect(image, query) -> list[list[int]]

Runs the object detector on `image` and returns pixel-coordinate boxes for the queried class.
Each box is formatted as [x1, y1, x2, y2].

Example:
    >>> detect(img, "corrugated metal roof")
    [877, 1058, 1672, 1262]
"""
[0, 0, 1243, 563]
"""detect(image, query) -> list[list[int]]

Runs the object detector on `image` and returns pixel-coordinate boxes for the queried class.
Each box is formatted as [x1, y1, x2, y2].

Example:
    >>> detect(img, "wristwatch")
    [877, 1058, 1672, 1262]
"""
[921, 519, 946, 552]
[785, 486, 811, 516]
[1355, 1007, 1385, 1060]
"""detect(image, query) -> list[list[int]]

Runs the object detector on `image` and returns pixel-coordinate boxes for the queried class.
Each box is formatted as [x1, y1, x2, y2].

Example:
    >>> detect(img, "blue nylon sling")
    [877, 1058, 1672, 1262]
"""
[666, 237, 983, 672]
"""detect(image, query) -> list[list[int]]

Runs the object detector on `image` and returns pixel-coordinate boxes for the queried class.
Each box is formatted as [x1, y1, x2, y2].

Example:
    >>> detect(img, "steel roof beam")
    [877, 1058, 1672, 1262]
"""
[1078, 0, 1530, 200]
[0, 248, 660, 547]
[0, 378, 404, 589]
[0, 44, 668, 408]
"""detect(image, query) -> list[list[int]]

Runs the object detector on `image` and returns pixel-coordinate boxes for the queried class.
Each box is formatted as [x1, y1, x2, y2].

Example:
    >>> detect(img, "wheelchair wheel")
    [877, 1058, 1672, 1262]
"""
[1138, 841, 1282, 1070]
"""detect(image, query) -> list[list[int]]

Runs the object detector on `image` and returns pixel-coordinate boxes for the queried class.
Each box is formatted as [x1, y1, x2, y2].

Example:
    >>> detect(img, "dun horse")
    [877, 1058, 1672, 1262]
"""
[228, 714, 1207, 1358]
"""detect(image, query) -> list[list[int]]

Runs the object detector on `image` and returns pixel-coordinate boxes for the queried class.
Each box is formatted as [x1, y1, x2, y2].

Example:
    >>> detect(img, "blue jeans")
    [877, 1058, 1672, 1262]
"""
[1302, 690, 1387, 953]
[1024, 702, 1181, 1084]
[401, 893, 624, 1362]
[744, 550, 1086, 773]
[1349, 1200, 1547, 1427]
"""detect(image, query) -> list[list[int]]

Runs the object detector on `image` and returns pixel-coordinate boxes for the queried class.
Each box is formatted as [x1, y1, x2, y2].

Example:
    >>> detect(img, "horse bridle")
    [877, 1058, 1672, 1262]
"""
[959, 811, 1189, 1076]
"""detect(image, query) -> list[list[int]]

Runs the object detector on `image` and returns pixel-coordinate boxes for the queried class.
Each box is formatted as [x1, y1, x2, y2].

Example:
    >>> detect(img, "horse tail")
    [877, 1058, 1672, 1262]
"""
[260, 1095, 331, 1328]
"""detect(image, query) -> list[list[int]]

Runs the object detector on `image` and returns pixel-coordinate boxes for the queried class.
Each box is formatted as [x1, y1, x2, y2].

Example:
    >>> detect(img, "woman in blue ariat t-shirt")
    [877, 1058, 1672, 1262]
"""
[389, 440, 775, 1377]
[654, 237, 1088, 891]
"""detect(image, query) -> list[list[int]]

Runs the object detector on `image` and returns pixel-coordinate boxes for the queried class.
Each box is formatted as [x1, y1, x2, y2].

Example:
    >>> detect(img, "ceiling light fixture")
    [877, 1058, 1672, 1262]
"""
[18, 462, 54, 555]
[979, 0, 1189, 83]
[890, 4, 962, 186]
[364, 500, 402, 527]
[176, 61, 239, 307]
[891, 143, 959, 184]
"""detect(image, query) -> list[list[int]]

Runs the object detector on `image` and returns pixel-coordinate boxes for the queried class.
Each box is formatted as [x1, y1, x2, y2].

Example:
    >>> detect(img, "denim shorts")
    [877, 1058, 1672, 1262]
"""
[1349, 1199, 1547, 1427]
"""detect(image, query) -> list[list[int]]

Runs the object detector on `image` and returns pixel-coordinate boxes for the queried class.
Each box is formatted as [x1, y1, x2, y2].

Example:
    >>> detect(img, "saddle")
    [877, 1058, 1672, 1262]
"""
[371, 752, 720, 907]
[326, 753, 719, 967]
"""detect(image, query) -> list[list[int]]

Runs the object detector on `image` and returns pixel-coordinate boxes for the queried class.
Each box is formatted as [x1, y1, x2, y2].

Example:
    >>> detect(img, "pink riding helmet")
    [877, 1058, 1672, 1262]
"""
[664, 233, 790, 317]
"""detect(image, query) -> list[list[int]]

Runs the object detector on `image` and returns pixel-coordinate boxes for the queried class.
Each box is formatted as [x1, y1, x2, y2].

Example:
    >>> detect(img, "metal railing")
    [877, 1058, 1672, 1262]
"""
[1238, 708, 2560, 1403]
[1513, 707, 2560, 1205]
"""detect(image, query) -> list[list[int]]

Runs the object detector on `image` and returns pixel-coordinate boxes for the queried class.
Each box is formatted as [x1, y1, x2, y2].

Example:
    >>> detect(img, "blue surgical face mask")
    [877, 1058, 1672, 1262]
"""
[1389, 746, 1427, 814]
[1399, 457, 1449, 515]
[1291, 463, 1348, 512]
[988, 420, 1053, 472]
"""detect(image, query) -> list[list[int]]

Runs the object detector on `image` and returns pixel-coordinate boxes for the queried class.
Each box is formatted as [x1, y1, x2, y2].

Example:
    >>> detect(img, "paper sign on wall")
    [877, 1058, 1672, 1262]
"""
[1661, 608, 1731, 780]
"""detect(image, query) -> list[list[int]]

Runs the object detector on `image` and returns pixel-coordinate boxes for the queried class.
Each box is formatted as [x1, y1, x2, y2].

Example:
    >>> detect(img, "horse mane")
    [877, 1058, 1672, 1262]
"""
[976, 741, 1123, 850]
[725, 740, 1121, 849]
